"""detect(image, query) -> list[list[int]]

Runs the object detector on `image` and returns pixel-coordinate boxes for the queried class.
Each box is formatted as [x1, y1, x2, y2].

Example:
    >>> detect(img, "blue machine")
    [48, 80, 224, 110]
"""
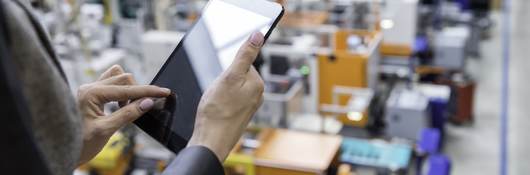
[430, 99, 448, 136]
[341, 138, 412, 171]
[418, 128, 441, 154]
[417, 84, 451, 140]
[427, 154, 452, 175]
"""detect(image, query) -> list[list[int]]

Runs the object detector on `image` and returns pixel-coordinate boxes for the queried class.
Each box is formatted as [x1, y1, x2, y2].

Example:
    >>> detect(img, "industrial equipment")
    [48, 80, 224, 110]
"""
[340, 138, 412, 173]
[87, 132, 133, 175]
[320, 86, 374, 128]
[254, 76, 304, 128]
[319, 30, 382, 126]
[380, 0, 419, 57]
[385, 85, 431, 140]
[417, 84, 451, 134]
[433, 26, 470, 70]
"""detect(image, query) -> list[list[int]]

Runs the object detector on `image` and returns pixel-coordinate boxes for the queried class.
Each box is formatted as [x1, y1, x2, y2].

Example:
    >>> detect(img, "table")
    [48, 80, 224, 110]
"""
[253, 129, 342, 175]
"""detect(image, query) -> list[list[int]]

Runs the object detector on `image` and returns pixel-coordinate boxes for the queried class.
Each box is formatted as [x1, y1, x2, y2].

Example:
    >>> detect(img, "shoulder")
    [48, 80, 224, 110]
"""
[2, 1, 83, 174]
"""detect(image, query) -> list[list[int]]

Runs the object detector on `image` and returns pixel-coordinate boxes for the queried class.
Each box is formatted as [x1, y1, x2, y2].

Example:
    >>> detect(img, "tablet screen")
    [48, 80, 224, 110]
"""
[135, 0, 281, 152]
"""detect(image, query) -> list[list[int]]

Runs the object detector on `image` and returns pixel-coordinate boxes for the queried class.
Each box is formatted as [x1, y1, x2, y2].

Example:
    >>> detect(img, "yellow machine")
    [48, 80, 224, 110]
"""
[318, 30, 382, 127]
[86, 132, 132, 175]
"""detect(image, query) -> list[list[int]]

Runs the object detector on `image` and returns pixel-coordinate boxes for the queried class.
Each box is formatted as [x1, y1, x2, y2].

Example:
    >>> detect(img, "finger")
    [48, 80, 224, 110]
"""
[98, 73, 137, 107]
[98, 73, 136, 86]
[102, 98, 154, 131]
[98, 65, 125, 81]
[90, 85, 171, 103]
[227, 32, 264, 76]
[244, 67, 265, 94]
[247, 67, 263, 84]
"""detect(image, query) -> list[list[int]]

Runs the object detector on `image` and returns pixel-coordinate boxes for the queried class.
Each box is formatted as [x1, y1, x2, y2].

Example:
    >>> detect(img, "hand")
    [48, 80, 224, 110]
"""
[188, 33, 265, 161]
[77, 65, 171, 165]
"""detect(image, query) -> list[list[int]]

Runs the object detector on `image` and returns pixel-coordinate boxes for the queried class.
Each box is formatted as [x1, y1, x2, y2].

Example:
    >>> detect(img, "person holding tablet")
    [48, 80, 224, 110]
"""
[0, 1, 265, 175]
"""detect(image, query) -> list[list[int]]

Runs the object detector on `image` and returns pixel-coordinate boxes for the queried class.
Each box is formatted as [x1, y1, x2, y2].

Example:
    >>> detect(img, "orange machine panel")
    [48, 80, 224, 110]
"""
[380, 43, 413, 57]
[318, 52, 368, 106]
[318, 29, 380, 127]
[318, 52, 370, 127]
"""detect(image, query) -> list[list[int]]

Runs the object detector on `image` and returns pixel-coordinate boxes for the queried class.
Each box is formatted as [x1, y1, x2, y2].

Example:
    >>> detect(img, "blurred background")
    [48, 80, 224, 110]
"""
[23, 0, 527, 174]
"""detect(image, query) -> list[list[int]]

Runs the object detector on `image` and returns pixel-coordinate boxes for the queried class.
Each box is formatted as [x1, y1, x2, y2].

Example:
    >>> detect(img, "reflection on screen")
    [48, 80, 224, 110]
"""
[184, 0, 276, 90]
[203, 0, 273, 70]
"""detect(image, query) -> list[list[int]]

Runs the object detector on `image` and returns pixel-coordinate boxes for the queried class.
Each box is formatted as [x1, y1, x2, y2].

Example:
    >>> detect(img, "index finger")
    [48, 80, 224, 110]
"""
[227, 32, 264, 76]
[90, 85, 171, 103]
[98, 65, 125, 81]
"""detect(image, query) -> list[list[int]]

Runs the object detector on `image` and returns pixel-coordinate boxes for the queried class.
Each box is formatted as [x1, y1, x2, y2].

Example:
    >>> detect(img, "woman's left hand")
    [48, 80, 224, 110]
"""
[77, 65, 171, 165]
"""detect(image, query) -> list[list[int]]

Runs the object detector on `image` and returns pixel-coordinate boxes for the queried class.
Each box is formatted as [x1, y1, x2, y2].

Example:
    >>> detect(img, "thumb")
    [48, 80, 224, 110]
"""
[103, 98, 154, 131]
[227, 32, 264, 76]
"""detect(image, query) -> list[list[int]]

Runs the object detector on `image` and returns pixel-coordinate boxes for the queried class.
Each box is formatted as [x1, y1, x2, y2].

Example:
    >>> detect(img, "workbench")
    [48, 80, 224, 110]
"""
[226, 128, 342, 175]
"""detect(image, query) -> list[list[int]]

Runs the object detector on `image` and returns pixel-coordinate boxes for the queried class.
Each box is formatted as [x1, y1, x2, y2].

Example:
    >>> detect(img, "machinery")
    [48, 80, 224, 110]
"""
[320, 86, 374, 128]
[85, 132, 133, 175]
[254, 76, 305, 128]
[385, 85, 431, 140]
[433, 26, 470, 71]
[380, 0, 419, 57]
[340, 138, 412, 173]
[24, 0, 495, 174]
[318, 30, 382, 126]
[416, 84, 451, 134]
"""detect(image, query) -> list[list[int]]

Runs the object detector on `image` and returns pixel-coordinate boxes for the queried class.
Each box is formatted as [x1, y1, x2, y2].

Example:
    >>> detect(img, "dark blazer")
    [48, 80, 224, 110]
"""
[1, 0, 224, 174]
[163, 146, 225, 175]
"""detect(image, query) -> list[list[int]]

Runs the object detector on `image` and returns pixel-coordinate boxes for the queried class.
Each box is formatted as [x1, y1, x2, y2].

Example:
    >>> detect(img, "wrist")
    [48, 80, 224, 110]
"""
[188, 132, 229, 162]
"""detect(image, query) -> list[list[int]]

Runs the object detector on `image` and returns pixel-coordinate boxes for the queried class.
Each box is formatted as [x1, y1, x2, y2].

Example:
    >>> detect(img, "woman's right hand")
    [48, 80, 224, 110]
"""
[77, 65, 171, 165]
[188, 32, 266, 161]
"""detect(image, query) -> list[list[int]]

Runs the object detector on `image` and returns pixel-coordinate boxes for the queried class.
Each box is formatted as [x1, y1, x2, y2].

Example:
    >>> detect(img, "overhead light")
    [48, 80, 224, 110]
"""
[380, 19, 395, 29]
[347, 112, 363, 122]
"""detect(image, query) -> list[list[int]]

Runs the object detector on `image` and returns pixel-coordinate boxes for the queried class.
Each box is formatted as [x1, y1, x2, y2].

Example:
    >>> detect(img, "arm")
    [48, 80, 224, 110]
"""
[162, 32, 265, 175]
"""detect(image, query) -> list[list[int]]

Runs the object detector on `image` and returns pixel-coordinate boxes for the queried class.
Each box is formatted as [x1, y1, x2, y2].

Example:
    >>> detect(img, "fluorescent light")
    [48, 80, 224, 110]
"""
[380, 19, 395, 29]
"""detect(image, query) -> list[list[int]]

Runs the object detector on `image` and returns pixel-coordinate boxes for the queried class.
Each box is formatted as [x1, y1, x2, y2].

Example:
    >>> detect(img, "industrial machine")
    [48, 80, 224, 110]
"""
[85, 132, 133, 175]
[254, 76, 305, 128]
[416, 84, 451, 134]
[379, 0, 419, 57]
[385, 85, 431, 140]
[318, 29, 382, 127]
[340, 138, 412, 173]
[320, 86, 374, 128]
[433, 26, 470, 71]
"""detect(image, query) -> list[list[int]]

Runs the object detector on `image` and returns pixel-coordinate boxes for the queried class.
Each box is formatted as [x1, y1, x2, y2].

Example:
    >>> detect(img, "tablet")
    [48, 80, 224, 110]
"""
[134, 0, 284, 153]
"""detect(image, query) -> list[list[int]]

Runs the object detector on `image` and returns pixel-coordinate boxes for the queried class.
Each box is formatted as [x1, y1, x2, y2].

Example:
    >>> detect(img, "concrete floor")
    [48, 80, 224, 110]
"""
[507, 0, 530, 174]
[444, 0, 529, 174]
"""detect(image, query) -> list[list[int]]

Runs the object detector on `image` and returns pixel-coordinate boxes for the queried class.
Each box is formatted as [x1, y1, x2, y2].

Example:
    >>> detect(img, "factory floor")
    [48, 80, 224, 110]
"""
[444, 0, 529, 174]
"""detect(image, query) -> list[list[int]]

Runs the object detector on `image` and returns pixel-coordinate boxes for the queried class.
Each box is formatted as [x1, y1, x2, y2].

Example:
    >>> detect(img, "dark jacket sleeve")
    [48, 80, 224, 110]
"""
[162, 146, 225, 175]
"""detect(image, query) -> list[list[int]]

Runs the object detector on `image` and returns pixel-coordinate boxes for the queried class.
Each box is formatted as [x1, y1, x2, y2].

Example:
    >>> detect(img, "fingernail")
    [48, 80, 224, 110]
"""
[249, 32, 264, 47]
[139, 99, 154, 111]
[161, 88, 171, 94]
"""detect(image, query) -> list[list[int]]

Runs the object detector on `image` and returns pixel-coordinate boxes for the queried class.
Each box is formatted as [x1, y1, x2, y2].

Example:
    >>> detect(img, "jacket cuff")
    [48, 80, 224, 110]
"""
[162, 146, 224, 175]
